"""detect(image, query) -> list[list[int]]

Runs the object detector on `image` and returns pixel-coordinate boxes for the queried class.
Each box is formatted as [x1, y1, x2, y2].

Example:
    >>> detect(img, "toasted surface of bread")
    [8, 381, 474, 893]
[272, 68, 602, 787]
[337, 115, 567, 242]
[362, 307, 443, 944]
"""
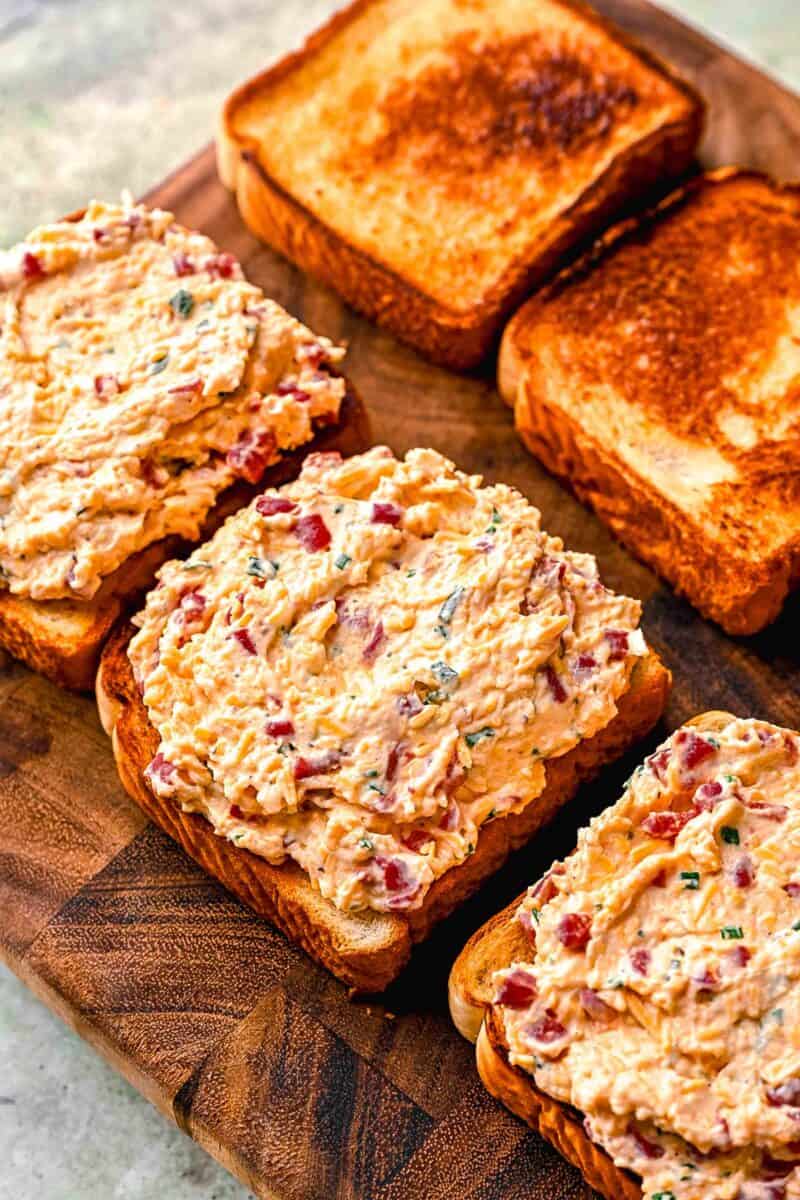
[500, 169, 800, 635]
[219, 0, 703, 368]
[448, 710, 740, 1200]
[98, 622, 669, 992]
[0, 387, 369, 691]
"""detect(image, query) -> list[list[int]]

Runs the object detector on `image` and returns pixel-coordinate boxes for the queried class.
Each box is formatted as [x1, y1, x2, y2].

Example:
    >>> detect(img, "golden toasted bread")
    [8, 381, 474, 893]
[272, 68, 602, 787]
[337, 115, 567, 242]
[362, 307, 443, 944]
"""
[98, 625, 669, 992]
[0, 388, 369, 691]
[449, 711, 735, 1200]
[219, 0, 703, 369]
[500, 169, 800, 635]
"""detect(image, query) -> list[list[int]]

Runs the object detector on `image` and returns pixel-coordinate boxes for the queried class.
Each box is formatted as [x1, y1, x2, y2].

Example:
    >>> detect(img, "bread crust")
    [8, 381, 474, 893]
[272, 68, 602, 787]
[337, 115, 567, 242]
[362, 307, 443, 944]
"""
[500, 168, 800, 635]
[0, 385, 370, 691]
[449, 711, 737, 1200]
[218, 0, 704, 370]
[98, 623, 670, 991]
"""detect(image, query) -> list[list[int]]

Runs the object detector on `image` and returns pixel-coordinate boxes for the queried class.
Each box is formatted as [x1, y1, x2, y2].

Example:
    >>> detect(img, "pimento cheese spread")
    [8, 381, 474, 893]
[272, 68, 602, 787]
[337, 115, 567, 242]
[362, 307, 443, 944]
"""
[0, 198, 344, 600]
[129, 446, 646, 914]
[496, 717, 800, 1200]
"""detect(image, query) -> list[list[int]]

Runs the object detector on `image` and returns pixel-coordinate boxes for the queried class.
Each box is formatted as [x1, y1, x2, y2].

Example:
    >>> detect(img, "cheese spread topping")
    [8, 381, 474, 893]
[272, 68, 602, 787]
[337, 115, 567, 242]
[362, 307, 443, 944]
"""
[0, 198, 344, 600]
[496, 717, 800, 1200]
[129, 446, 645, 914]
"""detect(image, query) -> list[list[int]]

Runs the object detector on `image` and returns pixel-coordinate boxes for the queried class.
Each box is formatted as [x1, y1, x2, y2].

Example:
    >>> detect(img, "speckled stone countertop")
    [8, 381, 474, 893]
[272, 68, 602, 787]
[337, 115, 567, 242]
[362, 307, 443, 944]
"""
[1, 3, 798, 1198]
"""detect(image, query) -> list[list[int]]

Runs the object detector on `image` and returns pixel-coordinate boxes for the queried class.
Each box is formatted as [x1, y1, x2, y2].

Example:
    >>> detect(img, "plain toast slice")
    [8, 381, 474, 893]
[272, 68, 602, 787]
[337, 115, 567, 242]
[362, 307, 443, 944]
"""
[98, 626, 669, 992]
[219, 0, 703, 369]
[500, 169, 800, 635]
[448, 711, 733, 1200]
[0, 387, 369, 691]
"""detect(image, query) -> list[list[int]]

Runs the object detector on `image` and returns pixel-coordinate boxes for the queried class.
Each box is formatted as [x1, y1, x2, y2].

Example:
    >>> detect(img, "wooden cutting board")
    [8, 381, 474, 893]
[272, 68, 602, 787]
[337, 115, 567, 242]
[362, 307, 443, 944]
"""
[2, 3, 800, 1198]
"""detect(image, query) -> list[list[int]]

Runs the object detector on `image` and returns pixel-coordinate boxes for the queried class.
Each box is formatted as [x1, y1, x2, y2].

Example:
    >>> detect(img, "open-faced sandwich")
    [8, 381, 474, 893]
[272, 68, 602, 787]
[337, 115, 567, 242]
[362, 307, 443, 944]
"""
[451, 712, 800, 1200]
[0, 197, 366, 689]
[98, 446, 670, 990]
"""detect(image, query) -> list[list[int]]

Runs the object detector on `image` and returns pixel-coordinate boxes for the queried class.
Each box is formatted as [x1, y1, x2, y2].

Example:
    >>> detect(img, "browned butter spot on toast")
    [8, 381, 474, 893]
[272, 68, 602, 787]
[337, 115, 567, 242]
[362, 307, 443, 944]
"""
[350, 32, 640, 190]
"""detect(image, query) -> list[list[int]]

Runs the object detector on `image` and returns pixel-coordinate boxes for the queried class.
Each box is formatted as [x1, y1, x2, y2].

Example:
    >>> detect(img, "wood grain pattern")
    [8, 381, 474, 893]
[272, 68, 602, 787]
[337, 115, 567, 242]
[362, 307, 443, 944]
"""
[1, 3, 800, 1198]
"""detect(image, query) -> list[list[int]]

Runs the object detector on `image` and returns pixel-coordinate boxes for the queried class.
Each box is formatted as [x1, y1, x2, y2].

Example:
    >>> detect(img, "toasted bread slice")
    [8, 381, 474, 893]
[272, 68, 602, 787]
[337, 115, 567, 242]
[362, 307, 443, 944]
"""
[500, 169, 800, 635]
[449, 710, 735, 1200]
[219, 0, 703, 369]
[98, 624, 669, 992]
[0, 387, 369, 691]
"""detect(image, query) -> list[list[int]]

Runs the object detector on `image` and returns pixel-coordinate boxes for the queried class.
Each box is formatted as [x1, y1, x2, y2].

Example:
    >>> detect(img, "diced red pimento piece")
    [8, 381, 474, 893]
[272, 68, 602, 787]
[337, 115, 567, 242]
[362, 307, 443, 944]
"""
[557, 912, 592, 951]
[651, 869, 667, 887]
[628, 1124, 665, 1160]
[386, 741, 405, 782]
[167, 378, 203, 396]
[266, 718, 294, 737]
[676, 729, 717, 773]
[226, 429, 277, 484]
[371, 501, 404, 526]
[648, 746, 671, 784]
[94, 374, 119, 398]
[579, 988, 615, 1021]
[527, 1014, 567, 1044]
[629, 947, 651, 975]
[575, 652, 597, 676]
[230, 628, 257, 655]
[293, 750, 341, 781]
[363, 621, 386, 663]
[531, 867, 562, 906]
[766, 1080, 800, 1108]
[296, 341, 326, 367]
[693, 966, 721, 992]
[748, 801, 788, 822]
[496, 968, 538, 1009]
[402, 829, 432, 853]
[93, 227, 109, 243]
[172, 251, 194, 276]
[230, 804, 244, 820]
[256, 495, 297, 517]
[293, 513, 331, 552]
[396, 692, 423, 718]
[275, 381, 310, 403]
[726, 944, 751, 969]
[146, 752, 176, 786]
[733, 855, 756, 888]
[180, 590, 206, 617]
[640, 808, 696, 840]
[372, 854, 421, 908]
[544, 664, 567, 703]
[206, 251, 237, 278]
[784, 882, 800, 898]
[695, 780, 723, 808]
[438, 802, 459, 832]
[22, 250, 45, 279]
[605, 629, 629, 661]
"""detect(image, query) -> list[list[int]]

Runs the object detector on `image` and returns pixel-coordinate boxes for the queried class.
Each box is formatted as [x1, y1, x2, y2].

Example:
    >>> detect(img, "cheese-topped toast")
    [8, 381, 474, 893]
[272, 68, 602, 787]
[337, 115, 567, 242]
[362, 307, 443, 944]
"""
[500, 169, 800, 635]
[97, 447, 670, 991]
[219, 0, 703, 369]
[451, 712, 800, 1200]
[0, 199, 368, 689]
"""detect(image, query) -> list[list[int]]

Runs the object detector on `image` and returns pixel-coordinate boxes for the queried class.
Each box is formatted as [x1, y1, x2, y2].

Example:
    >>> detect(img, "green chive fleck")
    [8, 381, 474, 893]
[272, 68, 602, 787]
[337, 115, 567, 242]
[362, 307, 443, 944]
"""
[530, 907, 541, 925]
[680, 871, 700, 890]
[169, 289, 195, 318]
[334, 553, 351, 570]
[150, 353, 169, 375]
[437, 586, 464, 636]
[720, 826, 740, 845]
[465, 726, 495, 748]
[721, 926, 744, 940]
[247, 555, 277, 579]
[358, 836, 374, 851]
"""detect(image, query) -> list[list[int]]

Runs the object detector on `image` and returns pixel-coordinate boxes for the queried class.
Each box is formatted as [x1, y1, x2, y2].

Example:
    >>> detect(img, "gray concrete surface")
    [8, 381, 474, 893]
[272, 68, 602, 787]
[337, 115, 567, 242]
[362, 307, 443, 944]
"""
[1, 2, 798, 1196]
